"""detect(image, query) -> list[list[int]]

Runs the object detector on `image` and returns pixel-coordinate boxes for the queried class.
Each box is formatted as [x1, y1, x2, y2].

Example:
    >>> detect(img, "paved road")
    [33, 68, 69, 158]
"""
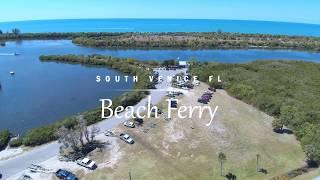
[0, 69, 184, 179]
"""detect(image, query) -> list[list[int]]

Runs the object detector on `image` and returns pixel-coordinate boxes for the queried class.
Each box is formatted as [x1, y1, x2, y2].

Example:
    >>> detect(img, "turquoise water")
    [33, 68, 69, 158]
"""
[1, 19, 320, 36]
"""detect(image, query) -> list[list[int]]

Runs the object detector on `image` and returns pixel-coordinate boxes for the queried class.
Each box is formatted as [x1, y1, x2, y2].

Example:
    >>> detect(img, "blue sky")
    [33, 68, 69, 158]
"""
[1, 0, 319, 24]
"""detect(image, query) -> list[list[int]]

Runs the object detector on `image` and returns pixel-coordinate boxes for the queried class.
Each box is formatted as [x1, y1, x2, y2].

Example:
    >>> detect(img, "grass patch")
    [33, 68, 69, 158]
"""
[83, 84, 305, 180]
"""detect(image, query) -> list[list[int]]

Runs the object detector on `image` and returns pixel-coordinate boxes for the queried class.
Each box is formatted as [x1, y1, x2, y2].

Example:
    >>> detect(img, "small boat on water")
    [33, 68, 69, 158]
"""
[0, 52, 20, 56]
[10, 71, 15, 75]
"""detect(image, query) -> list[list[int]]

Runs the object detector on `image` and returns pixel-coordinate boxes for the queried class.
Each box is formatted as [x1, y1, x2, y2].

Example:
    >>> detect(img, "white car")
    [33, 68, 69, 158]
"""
[120, 133, 134, 144]
[76, 158, 96, 170]
[124, 121, 135, 128]
[104, 130, 115, 136]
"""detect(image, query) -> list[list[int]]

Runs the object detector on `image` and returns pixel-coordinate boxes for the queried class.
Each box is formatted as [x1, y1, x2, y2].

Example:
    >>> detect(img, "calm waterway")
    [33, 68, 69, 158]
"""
[1, 40, 320, 134]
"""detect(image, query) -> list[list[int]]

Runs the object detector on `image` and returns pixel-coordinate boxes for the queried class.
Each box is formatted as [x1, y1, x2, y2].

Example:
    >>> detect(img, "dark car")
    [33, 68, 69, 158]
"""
[201, 95, 212, 99]
[202, 94, 212, 98]
[204, 91, 213, 95]
[200, 96, 211, 102]
[208, 87, 216, 92]
[56, 169, 78, 180]
[171, 102, 178, 108]
[198, 98, 208, 104]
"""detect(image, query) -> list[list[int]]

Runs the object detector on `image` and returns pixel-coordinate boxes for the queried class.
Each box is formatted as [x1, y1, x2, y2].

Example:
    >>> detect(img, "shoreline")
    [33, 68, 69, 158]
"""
[0, 68, 185, 179]
[1, 32, 320, 52]
[0, 55, 157, 147]
[4, 39, 320, 53]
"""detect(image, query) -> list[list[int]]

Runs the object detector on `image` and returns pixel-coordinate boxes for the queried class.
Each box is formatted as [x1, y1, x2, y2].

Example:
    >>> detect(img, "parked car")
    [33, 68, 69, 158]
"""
[120, 133, 134, 144]
[198, 98, 208, 104]
[168, 91, 182, 96]
[170, 99, 178, 108]
[151, 108, 162, 114]
[172, 91, 183, 96]
[104, 130, 115, 136]
[55, 169, 78, 180]
[76, 158, 96, 170]
[204, 91, 213, 95]
[133, 117, 144, 126]
[208, 87, 216, 92]
[124, 121, 135, 128]
[201, 95, 211, 100]
[171, 103, 177, 108]
[202, 93, 212, 97]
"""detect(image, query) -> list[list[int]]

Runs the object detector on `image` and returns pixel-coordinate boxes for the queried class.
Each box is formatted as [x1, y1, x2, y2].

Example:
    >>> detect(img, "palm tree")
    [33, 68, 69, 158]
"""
[218, 152, 227, 176]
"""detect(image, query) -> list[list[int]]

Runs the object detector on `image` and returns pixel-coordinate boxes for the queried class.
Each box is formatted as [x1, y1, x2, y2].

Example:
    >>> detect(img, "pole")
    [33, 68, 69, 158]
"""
[220, 161, 223, 176]
[256, 154, 260, 172]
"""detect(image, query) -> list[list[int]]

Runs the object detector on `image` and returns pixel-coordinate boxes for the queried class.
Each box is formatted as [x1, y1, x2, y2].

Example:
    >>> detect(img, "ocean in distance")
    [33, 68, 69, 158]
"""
[0, 19, 320, 36]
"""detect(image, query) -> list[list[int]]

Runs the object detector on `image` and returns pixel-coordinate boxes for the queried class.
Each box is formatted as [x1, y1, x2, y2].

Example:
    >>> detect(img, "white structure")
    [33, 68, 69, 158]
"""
[178, 61, 187, 68]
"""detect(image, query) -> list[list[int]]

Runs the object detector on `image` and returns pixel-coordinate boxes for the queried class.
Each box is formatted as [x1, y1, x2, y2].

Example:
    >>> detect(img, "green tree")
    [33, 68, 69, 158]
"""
[302, 128, 320, 166]
[279, 105, 297, 127]
[304, 144, 320, 166]
[272, 118, 284, 132]
[0, 29, 3, 34]
[12, 28, 21, 35]
[23, 125, 56, 146]
[272, 105, 298, 132]
[0, 130, 11, 150]
[9, 138, 23, 148]
[161, 59, 176, 67]
[218, 152, 227, 176]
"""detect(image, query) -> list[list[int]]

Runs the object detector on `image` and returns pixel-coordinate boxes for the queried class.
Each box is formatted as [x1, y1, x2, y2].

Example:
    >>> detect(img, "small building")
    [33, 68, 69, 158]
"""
[178, 61, 187, 68]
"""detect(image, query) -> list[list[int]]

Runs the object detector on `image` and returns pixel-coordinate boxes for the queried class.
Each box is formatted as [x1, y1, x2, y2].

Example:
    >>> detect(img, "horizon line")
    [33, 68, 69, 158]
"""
[0, 18, 320, 26]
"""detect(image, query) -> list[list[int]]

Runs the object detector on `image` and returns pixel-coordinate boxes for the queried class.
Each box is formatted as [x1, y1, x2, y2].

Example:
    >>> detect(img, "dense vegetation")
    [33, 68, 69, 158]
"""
[72, 32, 320, 51]
[189, 60, 320, 165]
[8, 138, 23, 148]
[1, 31, 320, 51]
[19, 55, 158, 146]
[0, 130, 10, 150]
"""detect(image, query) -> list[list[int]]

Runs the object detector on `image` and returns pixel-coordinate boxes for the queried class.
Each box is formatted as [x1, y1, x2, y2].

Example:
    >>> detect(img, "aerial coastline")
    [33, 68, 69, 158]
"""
[1, 17, 320, 180]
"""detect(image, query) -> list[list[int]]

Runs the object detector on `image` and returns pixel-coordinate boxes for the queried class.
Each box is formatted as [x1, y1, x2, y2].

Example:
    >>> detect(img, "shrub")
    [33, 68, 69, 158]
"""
[9, 138, 23, 148]
[0, 130, 10, 150]
[23, 125, 57, 146]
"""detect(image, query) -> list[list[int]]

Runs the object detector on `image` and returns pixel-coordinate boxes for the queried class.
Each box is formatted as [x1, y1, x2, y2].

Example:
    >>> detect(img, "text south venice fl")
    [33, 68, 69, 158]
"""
[96, 75, 221, 83]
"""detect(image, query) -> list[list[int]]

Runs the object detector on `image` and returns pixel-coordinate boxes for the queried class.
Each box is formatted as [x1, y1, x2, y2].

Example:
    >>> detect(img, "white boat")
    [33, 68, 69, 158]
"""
[0, 52, 20, 56]
[10, 71, 15, 75]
